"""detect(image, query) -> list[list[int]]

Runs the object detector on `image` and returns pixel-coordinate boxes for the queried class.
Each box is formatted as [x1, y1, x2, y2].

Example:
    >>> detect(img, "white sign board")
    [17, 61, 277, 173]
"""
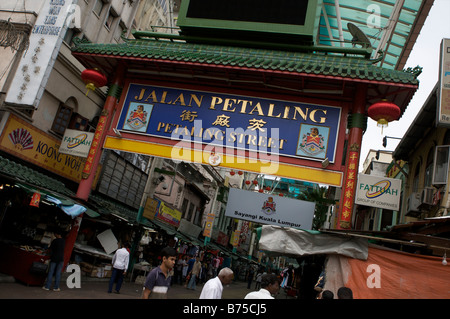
[225, 188, 315, 230]
[438, 38, 450, 126]
[355, 174, 402, 210]
[97, 229, 119, 255]
[5, 0, 75, 108]
[59, 129, 94, 158]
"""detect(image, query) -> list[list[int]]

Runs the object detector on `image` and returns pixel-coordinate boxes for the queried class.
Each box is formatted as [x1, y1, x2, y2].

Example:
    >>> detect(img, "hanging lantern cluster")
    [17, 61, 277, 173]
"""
[367, 100, 401, 134]
[81, 68, 107, 96]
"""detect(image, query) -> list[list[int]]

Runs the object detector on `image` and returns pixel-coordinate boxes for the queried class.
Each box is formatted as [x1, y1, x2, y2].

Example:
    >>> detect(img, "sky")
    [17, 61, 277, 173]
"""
[359, 0, 450, 171]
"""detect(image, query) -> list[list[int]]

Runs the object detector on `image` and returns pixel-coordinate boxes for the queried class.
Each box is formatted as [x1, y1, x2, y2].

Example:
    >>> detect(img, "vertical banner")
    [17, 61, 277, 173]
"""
[231, 230, 240, 247]
[340, 147, 359, 228]
[203, 213, 215, 237]
[5, 0, 75, 108]
[438, 38, 450, 126]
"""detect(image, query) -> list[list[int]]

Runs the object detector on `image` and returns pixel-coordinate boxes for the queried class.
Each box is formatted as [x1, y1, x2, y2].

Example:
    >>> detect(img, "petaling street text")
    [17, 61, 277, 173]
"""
[134, 88, 329, 123]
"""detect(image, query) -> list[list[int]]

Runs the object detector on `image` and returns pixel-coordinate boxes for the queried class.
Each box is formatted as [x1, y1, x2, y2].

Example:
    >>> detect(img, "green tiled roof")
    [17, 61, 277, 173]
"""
[0, 155, 74, 196]
[71, 38, 420, 85]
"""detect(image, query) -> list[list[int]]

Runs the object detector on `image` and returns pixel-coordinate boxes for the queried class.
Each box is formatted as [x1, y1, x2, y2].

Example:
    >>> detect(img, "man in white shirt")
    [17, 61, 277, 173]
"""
[244, 273, 280, 299]
[108, 242, 130, 294]
[199, 267, 234, 299]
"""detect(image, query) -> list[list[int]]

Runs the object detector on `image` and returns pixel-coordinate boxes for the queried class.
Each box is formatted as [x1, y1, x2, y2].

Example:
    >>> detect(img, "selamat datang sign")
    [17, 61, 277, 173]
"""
[355, 174, 402, 210]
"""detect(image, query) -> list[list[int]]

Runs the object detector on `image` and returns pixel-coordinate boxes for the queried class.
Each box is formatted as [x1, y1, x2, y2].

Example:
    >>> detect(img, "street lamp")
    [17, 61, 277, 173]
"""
[382, 136, 402, 148]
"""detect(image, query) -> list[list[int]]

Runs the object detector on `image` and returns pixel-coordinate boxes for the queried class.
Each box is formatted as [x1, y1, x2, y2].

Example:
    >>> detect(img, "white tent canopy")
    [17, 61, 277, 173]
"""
[258, 225, 368, 260]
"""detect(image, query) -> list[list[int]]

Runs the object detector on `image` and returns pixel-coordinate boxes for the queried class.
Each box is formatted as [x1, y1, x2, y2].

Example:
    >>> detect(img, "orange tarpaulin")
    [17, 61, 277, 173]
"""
[329, 246, 450, 299]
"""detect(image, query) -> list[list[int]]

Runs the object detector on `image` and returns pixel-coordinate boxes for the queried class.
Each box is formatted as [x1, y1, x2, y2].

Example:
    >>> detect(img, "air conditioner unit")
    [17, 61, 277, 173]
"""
[406, 192, 421, 216]
[419, 187, 435, 210]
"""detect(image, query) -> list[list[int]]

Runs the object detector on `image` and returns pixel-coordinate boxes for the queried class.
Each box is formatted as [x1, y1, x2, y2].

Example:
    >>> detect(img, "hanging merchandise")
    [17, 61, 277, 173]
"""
[30, 192, 40, 207]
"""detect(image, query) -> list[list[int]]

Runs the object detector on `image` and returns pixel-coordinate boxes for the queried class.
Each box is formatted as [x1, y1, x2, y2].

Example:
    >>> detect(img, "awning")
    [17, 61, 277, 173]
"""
[15, 182, 94, 219]
[258, 225, 368, 260]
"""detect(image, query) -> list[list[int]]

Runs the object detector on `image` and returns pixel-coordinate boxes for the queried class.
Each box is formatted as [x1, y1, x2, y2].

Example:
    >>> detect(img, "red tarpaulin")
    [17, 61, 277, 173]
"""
[325, 245, 450, 299]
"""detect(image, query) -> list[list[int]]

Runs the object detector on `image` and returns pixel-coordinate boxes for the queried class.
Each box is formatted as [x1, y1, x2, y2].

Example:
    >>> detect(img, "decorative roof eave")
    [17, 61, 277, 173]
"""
[71, 38, 420, 86]
[71, 38, 420, 114]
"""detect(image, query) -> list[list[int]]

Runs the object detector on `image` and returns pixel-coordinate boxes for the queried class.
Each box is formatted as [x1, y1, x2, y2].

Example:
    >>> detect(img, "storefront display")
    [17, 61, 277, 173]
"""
[0, 178, 79, 285]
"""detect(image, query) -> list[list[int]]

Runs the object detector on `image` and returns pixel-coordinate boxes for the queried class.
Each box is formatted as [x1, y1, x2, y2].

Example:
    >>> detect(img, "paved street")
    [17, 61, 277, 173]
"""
[0, 273, 291, 300]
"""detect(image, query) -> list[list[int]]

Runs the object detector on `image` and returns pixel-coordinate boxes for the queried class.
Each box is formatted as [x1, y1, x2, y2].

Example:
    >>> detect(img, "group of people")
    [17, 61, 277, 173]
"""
[173, 253, 224, 290]
[41, 235, 353, 300]
[317, 287, 353, 299]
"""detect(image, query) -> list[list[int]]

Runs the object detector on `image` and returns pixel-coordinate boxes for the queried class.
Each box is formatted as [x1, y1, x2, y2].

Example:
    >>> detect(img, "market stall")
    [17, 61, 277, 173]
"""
[0, 179, 85, 285]
[258, 225, 450, 299]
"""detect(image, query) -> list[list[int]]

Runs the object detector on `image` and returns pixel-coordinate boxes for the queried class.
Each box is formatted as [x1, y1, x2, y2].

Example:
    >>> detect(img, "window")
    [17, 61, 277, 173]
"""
[105, 10, 114, 29]
[412, 163, 420, 193]
[51, 104, 73, 135]
[93, 0, 104, 16]
[51, 99, 89, 136]
[105, 8, 118, 30]
[424, 148, 434, 187]
[432, 145, 450, 185]
[69, 114, 89, 131]
[114, 22, 125, 42]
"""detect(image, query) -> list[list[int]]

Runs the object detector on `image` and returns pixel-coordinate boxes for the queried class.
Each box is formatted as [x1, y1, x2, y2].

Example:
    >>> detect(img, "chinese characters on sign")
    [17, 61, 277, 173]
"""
[340, 147, 359, 228]
[116, 84, 342, 162]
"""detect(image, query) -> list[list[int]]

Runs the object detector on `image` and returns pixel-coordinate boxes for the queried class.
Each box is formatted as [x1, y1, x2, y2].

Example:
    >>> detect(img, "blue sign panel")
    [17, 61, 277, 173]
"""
[117, 84, 342, 162]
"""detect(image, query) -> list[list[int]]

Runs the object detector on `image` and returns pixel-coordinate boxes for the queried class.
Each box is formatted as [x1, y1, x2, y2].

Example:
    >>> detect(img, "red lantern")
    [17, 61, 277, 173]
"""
[230, 171, 235, 176]
[265, 186, 271, 191]
[81, 68, 107, 96]
[252, 180, 258, 185]
[279, 193, 284, 197]
[245, 180, 251, 185]
[367, 100, 401, 133]
[238, 171, 243, 175]
[258, 189, 264, 193]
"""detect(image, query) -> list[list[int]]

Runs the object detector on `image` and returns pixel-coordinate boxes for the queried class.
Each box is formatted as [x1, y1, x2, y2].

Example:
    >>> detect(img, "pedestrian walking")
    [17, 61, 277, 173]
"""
[175, 255, 184, 285]
[42, 230, 65, 292]
[181, 255, 189, 282]
[244, 273, 280, 299]
[187, 256, 201, 290]
[199, 267, 234, 299]
[254, 270, 263, 290]
[107, 242, 130, 294]
[247, 265, 255, 289]
[142, 246, 177, 299]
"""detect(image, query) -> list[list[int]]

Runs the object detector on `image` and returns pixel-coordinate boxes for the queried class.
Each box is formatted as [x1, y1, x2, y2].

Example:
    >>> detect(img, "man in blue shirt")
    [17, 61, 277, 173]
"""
[142, 246, 177, 299]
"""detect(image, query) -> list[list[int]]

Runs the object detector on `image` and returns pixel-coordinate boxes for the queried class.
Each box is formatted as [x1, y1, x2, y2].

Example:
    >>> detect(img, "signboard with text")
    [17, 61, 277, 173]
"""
[116, 84, 342, 163]
[59, 129, 95, 158]
[355, 174, 402, 210]
[225, 188, 315, 229]
[0, 114, 99, 186]
[438, 38, 450, 126]
[5, 0, 75, 108]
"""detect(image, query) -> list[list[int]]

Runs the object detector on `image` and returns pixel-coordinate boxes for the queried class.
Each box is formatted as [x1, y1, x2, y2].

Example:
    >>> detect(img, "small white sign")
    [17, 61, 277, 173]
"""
[225, 188, 315, 230]
[355, 174, 402, 210]
[97, 229, 118, 255]
[59, 129, 94, 158]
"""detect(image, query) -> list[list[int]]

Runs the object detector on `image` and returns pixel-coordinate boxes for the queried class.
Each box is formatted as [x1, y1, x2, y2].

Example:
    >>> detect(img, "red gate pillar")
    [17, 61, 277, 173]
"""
[76, 63, 126, 201]
[337, 83, 367, 229]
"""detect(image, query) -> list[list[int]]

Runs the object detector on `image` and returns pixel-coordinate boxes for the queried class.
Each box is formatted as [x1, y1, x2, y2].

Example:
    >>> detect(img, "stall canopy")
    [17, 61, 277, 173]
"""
[0, 155, 98, 218]
[258, 225, 368, 260]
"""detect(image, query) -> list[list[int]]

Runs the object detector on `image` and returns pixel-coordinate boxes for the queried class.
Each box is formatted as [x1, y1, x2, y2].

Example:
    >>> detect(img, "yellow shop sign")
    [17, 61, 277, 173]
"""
[0, 114, 99, 186]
